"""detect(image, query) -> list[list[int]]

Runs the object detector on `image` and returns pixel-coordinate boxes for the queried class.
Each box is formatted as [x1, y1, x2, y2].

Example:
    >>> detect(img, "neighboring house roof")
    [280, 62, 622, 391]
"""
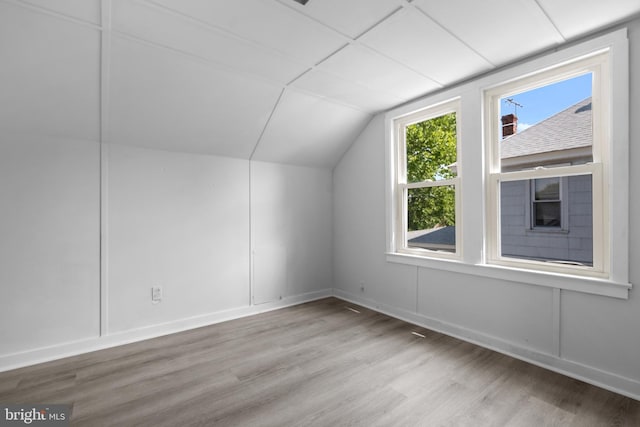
[500, 97, 592, 159]
[408, 225, 455, 250]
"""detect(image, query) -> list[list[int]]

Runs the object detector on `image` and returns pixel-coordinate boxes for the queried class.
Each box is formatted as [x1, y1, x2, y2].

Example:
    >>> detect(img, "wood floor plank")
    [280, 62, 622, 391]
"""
[0, 297, 638, 426]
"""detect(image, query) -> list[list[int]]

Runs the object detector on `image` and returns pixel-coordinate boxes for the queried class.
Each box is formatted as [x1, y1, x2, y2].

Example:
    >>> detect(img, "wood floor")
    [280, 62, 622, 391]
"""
[0, 297, 638, 426]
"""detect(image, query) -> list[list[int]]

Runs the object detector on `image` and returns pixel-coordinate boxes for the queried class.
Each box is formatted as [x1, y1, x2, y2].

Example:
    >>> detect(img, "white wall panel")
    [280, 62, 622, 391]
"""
[283, 0, 402, 38]
[561, 291, 640, 381]
[149, 0, 347, 64]
[106, 145, 250, 333]
[0, 2, 100, 141]
[413, 0, 564, 65]
[417, 270, 554, 353]
[359, 8, 492, 85]
[18, 0, 101, 25]
[112, 0, 307, 85]
[0, 137, 100, 354]
[333, 115, 418, 313]
[109, 36, 281, 158]
[313, 43, 440, 101]
[291, 69, 405, 112]
[251, 161, 333, 303]
[537, 0, 640, 39]
[253, 89, 372, 168]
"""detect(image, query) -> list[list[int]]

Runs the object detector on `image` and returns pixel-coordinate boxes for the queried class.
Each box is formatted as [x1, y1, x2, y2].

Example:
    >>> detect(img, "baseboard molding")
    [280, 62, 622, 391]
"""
[0, 289, 332, 373]
[332, 288, 640, 402]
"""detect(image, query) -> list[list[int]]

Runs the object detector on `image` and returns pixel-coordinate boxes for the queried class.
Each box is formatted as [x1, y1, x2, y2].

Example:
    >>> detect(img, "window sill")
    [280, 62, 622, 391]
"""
[386, 252, 631, 299]
[525, 228, 569, 235]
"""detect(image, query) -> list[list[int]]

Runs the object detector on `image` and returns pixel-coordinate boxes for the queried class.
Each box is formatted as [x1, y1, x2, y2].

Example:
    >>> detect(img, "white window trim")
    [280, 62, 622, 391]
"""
[392, 99, 462, 260]
[485, 53, 607, 278]
[384, 28, 630, 299]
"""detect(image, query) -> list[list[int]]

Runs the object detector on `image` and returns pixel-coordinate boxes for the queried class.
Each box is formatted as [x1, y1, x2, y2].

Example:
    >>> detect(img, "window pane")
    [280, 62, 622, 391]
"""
[534, 178, 560, 200]
[534, 202, 561, 226]
[406, 113, 457, 183]
[498, 74, 593, 173]
[500, 175, 592, 266]
[407, 186, 455, 252]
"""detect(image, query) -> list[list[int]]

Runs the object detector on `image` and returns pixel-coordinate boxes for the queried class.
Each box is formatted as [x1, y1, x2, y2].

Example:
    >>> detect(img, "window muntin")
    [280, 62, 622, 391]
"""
[394, 101, 461, 258]
[485, 53, 608, 277]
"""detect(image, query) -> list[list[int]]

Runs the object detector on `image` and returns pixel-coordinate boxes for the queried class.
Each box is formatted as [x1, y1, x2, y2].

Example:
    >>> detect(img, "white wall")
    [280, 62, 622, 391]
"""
[251, 161, 333, 304]
[0, 141, 334, 367]
[333, 19, 640, 399]
[0, 137, 100, 355]
[106, 145, 251, 333]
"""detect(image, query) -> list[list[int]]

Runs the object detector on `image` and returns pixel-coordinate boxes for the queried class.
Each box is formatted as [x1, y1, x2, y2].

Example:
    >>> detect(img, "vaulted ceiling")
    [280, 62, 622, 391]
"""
[2, 0, 639, 167]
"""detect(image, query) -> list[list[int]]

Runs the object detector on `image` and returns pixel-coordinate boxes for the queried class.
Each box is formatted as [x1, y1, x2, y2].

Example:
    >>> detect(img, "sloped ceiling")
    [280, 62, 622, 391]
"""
[1, 0, 639, 168]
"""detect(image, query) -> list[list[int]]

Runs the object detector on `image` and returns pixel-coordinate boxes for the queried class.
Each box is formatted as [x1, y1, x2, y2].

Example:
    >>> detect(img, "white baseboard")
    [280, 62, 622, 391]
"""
[0, 289, 332, 373]
[332, 288, 640, 402]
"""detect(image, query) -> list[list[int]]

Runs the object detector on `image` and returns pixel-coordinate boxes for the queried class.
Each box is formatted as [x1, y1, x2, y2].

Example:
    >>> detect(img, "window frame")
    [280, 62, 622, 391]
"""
[485, 53, 608, 277]
[530, 177, 565, 230]
[393, 99, 462, 260]
[385, 28, 630, 299]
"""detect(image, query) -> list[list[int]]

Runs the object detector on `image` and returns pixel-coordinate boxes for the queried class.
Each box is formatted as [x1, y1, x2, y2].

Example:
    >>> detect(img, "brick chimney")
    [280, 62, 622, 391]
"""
[501, 114, 517, 139]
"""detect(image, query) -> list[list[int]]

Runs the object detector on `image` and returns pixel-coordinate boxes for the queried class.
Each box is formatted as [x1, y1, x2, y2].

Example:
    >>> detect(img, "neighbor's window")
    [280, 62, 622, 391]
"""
[485, 53, 608, 275]
[532, 177, 562, 228]
[393, 100, 461, 258]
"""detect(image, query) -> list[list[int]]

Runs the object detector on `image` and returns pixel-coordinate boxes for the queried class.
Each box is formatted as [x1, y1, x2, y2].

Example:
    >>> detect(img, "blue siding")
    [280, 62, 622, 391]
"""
[500, 175, 592, 265]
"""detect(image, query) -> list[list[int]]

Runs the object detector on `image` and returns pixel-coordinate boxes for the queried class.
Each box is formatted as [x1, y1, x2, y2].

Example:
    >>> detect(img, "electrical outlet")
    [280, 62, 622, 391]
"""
[152, 286, 162, 303]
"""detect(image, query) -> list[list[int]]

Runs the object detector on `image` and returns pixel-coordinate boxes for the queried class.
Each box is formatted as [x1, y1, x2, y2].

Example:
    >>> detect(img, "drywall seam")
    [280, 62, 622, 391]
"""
[99, 0, 112, 338]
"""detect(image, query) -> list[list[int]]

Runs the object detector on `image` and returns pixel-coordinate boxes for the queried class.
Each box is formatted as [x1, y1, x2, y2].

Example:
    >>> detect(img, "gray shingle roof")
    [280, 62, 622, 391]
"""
[408, 225, 455, 247]
[500, 97, 592, 159]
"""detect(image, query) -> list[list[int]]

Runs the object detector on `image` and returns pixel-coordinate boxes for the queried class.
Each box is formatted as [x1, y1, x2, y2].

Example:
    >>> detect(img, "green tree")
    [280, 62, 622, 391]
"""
[406, 113, 457, 231]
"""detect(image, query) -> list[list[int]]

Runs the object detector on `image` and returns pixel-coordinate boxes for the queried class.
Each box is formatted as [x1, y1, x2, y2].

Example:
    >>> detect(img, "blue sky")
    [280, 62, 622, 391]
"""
[500, 73, 592, 131]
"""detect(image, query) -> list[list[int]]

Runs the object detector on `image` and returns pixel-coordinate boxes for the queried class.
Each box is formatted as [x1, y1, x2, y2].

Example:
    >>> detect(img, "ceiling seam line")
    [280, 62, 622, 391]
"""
[533, 0, 567, 42]
[348, 3, 444, 87]
[111, 30, 289, 90]
[284, 86, 371, 114]
[1, 0, 102, 30]
[353, 42, 444, 88]
[353, 42, 445, 88]
[353, 6, 404, 40]
[273, 0, 353, 42]
[408, 3, 496, 68]
[139, 0, 312, 70]
[249, 88, 287, 161]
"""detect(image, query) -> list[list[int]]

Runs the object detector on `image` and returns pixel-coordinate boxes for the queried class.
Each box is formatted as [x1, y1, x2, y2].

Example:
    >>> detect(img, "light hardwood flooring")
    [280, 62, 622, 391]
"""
[0, 297, 638, 426]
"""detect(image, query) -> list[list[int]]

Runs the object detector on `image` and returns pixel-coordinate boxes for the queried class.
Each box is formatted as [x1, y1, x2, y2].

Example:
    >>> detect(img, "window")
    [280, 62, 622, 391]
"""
[392, 100, 461, 258]
[386, 28, 629, 298]
[532, 177, 562, 228]
[485, 54, 606, 276]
